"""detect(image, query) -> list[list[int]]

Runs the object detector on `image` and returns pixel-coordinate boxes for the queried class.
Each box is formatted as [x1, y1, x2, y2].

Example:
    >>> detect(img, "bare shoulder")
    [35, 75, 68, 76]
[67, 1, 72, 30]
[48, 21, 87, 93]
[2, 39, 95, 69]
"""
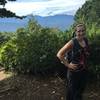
[64, 39, 73, 48]
[60, 39, 73, 52]
[57, 39, 73, 57]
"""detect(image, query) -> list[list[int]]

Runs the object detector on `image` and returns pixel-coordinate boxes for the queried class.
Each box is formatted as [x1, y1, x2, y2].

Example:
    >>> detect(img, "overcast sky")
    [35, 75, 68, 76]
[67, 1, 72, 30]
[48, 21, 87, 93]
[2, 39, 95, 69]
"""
[5, 0, 86, 16]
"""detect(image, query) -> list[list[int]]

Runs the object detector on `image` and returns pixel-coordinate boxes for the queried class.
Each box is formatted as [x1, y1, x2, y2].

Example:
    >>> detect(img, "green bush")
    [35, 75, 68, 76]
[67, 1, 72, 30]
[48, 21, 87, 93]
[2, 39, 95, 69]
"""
[88, 37, 100, 78]
[0, 40, 17, 70]
[15, 28, 61, 74]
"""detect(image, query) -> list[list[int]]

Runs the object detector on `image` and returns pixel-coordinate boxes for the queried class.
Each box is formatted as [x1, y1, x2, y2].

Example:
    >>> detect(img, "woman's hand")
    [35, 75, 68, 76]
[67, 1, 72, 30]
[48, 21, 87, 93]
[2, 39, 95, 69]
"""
[67, 62, 78, 70]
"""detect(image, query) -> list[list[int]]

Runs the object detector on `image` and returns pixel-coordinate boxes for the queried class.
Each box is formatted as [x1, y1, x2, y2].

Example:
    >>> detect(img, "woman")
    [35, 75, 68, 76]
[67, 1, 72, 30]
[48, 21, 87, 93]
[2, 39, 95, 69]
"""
[57, 23, 90, 100]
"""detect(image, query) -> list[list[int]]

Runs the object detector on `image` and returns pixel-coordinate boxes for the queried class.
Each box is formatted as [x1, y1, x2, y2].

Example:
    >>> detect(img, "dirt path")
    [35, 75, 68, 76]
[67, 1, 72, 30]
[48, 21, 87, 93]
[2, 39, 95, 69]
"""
[0, 68, 100, 100]
[0, 67, 12, 81]
[0, 67, 6, 81]
[0, 70, 6, 81]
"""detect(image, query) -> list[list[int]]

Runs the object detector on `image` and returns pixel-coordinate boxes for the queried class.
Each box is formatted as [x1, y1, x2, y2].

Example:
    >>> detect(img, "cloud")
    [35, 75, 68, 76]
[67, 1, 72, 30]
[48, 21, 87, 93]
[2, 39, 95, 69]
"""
[5, 0, 86, 16]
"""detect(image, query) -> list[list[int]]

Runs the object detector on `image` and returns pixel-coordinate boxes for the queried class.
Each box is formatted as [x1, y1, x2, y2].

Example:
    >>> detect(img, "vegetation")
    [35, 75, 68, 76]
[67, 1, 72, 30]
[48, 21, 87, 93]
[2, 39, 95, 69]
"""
[0, 20, 67, 75]
[0, 0, 100, 78]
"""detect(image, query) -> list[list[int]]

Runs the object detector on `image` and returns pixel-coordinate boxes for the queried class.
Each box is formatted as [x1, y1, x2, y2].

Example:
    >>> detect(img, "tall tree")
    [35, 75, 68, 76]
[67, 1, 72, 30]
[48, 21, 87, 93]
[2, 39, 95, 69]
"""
[74, 0, 100, 36]
[74, 0, 100, 26]
[0, 0, 24, 18]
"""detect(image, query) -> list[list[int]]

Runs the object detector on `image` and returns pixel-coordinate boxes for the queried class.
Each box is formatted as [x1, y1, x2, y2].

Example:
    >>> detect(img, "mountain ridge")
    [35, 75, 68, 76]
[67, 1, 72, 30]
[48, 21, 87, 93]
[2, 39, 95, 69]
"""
[0, 14, 74, 32]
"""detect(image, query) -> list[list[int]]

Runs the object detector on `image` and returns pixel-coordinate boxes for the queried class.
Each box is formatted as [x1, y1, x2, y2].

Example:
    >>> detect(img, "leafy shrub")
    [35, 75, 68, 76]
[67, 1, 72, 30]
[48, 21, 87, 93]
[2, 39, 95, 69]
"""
[15, 28, 61, 74]
[0, 40, 17, 70]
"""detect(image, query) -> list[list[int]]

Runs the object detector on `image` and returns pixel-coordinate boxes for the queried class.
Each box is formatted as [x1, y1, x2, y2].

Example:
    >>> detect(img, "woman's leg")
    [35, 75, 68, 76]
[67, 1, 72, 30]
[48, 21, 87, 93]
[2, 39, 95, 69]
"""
[66, 70, 87, 100]
[78, 70, 88, 100]
[66, 70, 80, 100]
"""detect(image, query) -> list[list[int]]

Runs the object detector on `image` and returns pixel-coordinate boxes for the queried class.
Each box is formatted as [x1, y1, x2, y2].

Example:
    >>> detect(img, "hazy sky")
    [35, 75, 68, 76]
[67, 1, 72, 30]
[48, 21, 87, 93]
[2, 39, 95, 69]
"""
[5, 0, 86, 16]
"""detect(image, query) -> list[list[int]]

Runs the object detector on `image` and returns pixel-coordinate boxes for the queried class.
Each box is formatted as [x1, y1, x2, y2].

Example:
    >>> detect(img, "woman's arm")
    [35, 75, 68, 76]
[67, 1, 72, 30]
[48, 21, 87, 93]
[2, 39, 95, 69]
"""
[57, 40, 78, 70]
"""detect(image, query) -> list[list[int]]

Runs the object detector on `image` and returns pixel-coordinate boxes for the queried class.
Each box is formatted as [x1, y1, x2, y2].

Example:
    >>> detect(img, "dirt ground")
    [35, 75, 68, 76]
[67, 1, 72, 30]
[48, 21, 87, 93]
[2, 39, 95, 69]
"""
[0, 68, 100, 100]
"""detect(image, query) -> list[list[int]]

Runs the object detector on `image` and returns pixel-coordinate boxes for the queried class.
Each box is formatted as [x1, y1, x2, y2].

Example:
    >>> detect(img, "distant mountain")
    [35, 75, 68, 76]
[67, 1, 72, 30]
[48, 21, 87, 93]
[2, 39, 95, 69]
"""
[34, 14, 74, 30]
[0, 14, 74, 32]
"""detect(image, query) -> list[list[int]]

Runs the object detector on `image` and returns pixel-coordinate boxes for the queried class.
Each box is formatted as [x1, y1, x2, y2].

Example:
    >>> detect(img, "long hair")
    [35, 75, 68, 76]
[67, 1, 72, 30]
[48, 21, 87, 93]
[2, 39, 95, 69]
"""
[72, 31, 76, 38]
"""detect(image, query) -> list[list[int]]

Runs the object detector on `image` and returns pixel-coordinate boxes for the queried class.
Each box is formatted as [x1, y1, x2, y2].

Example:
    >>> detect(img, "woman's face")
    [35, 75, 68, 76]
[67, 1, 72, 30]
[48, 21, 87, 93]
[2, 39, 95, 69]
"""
[76, 26, 86, 39]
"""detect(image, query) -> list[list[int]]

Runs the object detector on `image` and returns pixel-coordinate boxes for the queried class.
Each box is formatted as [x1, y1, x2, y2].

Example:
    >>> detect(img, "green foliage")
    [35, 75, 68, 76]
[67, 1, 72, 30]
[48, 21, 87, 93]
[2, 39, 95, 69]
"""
[0, 20, 64, 75]
[75, 0, 100, 23]
[26, 18, 42, 33]
[74, 0, 100, 35]
[0, 39, 17, 70]
[89, 39, 100, 65]
[15, 27, 61, 74]
[0, 32, 14, 47]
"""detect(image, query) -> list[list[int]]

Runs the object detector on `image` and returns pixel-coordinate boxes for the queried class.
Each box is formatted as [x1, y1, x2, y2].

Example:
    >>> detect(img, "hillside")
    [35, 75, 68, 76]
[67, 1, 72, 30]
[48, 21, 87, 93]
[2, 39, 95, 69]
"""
[0, 14, 74, 32]
[74, 0, 100, 35]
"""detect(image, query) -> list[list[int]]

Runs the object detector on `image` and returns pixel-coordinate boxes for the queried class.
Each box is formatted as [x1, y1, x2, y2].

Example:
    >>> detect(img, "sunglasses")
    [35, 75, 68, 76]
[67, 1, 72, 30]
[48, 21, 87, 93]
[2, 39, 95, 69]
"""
[77, 30, 85, 33]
